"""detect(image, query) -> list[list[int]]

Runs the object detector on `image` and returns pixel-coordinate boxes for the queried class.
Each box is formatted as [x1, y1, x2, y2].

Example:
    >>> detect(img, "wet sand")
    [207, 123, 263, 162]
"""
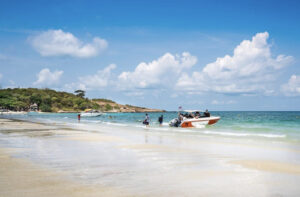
[231, 160, 300, 174]
[0, 119, 133, 197]
[1, 118, 300, 196]
[0, 149, 132, 197]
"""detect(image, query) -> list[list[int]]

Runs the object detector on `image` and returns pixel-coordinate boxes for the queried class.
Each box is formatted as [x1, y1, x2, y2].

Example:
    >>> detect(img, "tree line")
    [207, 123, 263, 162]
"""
[0, 88, 100, 112]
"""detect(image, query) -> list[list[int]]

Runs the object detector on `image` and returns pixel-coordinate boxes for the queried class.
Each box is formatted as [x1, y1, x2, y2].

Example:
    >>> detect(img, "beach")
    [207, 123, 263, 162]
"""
[1, 115, 300, 196]
[2, 0, 300, 196]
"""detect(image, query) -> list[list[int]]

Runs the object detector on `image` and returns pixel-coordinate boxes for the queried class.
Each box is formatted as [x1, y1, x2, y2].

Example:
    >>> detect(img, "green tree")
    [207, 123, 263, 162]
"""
[74, 90, 85, 98]
[30, 93, 42, 105]
[40, 103, 52, 112]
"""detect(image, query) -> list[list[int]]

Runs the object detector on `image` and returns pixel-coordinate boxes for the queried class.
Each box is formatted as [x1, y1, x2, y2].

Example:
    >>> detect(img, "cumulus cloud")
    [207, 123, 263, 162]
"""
[9, 80, 15, 86]
[281, 75, 300, 96]
[124, 91, 145, 97]
[2, 80, 17, 89]
[0, 73, 2, 80]
[118, 52, 197, 89]
[66, 64, 116, 91]
[211, 100, 235, 105]
[34, 68, 63, 86]
[176, 32, 293, 94]
[30, 29, 108, 58]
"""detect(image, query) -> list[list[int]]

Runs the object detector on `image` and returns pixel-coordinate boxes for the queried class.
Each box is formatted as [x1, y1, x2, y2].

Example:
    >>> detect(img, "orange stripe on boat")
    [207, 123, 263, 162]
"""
[208, 118, 219, 125]
[181, 121, 194, 128]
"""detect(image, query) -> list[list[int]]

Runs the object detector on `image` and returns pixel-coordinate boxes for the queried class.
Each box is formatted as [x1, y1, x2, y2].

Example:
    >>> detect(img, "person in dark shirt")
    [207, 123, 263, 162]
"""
[158, 115, 163, 125]
[188, 113, 194, 118]
[204, 109, 210, 117]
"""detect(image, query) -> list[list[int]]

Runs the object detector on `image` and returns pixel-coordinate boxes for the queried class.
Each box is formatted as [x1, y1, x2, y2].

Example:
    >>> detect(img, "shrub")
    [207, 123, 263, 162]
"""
[40, 103, 52, 112]
[105, 104, 113, 111]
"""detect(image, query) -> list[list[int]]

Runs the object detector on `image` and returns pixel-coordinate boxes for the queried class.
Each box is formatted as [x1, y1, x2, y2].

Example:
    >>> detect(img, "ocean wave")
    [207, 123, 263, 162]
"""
[103, 122, 130, 127]
[202, 130, 286, 138]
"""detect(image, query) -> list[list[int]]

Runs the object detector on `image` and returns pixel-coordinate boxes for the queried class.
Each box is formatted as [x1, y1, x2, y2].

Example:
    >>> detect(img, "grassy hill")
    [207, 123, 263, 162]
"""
[0, 88, 99, 112]
[0, 88, 164, 113]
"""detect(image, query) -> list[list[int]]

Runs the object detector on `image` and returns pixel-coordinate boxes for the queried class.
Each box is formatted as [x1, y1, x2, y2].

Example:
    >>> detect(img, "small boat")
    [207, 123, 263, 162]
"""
[80, 109, 104, 117]
[169, 110, 220, 128]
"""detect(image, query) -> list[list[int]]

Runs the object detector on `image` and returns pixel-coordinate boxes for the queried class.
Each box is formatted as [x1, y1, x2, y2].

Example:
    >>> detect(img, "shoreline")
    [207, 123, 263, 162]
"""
[1, 110, 165, 114]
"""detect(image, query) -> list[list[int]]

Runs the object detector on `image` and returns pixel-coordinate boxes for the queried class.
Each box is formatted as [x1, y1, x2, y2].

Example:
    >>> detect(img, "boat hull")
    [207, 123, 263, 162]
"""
[180, 116, 220, 128]
[80, 113, 103, 117]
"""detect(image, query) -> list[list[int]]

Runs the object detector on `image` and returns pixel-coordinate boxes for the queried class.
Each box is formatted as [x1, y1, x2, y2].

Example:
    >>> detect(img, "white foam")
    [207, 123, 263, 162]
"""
[151, 127, 172, 131]
[194, 125, 206, 129]
[202, 130, 286, 138]
[103, 121, 129, 127]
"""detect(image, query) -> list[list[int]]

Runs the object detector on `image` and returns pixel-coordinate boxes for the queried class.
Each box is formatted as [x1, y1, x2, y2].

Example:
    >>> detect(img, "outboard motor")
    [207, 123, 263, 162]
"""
[169, 118, 181, 127]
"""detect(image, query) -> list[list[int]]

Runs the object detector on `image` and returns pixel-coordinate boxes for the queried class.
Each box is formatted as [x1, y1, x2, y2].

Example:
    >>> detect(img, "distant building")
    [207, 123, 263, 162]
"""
[0, 107, 8, 113]
[30, 103, 38, 111]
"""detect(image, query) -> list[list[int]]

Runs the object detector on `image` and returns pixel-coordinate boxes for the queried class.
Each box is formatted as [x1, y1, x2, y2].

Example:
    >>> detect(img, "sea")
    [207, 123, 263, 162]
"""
[2, 111, 300, 143]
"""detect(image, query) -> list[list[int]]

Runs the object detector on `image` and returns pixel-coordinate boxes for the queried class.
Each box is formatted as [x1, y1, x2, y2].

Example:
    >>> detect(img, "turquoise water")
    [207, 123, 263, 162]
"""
[1, 111, 300, 142]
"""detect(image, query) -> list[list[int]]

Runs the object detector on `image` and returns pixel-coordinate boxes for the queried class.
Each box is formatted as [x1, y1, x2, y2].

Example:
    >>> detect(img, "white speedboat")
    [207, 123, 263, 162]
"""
[80, 109, 104, 117]
[169, 110, 220, 128]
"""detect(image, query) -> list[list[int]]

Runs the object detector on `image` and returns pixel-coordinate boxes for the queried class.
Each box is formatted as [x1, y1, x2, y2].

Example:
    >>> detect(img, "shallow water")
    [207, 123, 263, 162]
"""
[3, 111, 300, 142]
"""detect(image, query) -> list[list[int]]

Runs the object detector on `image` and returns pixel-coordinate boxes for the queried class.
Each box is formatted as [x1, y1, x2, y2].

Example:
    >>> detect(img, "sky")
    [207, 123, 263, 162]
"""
[0, 0, 300, 111]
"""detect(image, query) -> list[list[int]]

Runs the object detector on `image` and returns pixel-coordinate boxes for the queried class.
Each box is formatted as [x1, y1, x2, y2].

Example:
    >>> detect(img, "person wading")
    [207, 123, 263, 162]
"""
[158, 115, 163, 126]
[143, 113, 150, 126]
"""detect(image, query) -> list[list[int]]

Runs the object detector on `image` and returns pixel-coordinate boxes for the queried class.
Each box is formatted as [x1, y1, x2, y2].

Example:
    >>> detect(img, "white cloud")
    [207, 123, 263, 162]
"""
[118, 52, 197, 89]
[2, 80, 18, 89]
[124, 91, 144, 97]
[211, 100, 236, 105]
[30, 29, 108, 58]
[34, 68, 63, 86]
[176, 32, 293, 94]
[63, 52, 197, 93]
[0, 73, 2, 80]
[68, 64, 116, 91]
[211, 100, 222, 105]
[281, 75, 300, 96]
[9, 80, 15, 85]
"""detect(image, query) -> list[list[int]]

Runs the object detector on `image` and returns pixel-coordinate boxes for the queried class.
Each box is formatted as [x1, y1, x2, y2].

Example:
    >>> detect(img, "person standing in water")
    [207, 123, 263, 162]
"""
[143, 113, 150, 126]
[77, 113, 81, 122]
[158, 115, 163, 126]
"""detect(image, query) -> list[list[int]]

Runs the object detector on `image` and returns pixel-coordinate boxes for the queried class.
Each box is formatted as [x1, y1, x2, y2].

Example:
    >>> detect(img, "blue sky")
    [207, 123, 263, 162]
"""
[0, 0, 300, 110]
